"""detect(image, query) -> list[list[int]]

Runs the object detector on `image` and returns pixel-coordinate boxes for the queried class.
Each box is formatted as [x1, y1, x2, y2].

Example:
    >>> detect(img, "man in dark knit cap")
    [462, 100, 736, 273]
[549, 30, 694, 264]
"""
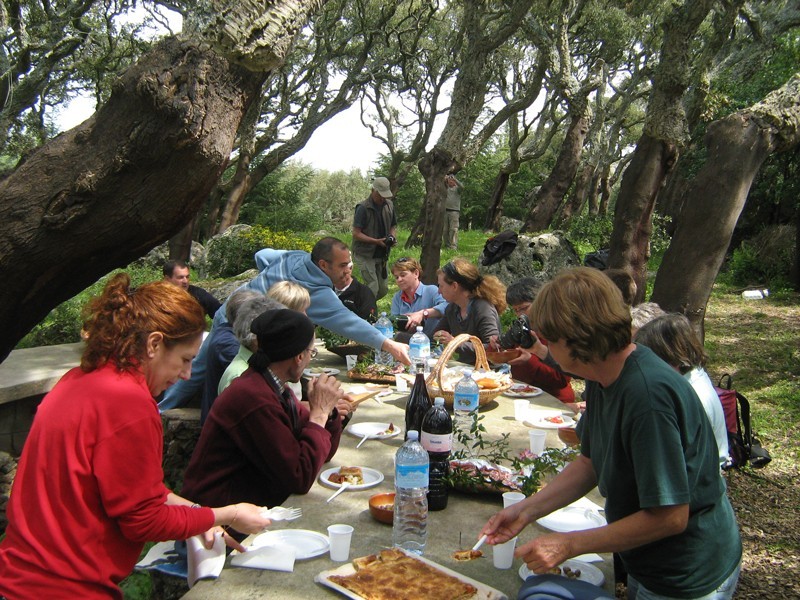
[182, 309, 347, 509]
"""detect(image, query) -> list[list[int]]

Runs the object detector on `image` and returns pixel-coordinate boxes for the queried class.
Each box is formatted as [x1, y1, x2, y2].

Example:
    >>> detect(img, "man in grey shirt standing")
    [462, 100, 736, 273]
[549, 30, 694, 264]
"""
[443, 174, 463, 249]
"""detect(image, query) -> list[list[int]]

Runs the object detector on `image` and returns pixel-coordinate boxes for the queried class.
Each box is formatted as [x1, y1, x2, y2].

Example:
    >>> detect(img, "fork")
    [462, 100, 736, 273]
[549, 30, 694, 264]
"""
[260, 506, 302, 521]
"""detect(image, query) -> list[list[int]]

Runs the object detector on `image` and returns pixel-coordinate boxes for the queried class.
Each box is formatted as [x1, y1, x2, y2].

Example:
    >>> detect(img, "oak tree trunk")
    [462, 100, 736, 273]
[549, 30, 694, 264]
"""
[417, 148, 456, 284]
[484, 171, 511, 231]
[0, 37, 266, 361]
[652, 74, 800, 336]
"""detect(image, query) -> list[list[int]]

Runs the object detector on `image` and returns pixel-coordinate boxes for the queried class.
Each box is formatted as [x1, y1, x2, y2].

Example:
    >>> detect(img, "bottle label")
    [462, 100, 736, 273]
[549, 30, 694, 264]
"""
[409, 341, 430, 358]
[453, 391, 479, 411]
[396, 463, 429, 488]
[420, 432, 452, 453]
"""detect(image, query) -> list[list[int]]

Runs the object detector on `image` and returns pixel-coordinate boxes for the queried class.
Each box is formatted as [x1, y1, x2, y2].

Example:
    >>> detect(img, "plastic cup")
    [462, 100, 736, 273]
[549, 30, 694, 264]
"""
[513, 399, 529, 422]
[492, 536, 517, 569]
[346, 355, 358, 370]
[502, 491, 526, 508]
[327, 524, 354, 562]
[395, 374, 409, 392]
[529, 429, 547, 455]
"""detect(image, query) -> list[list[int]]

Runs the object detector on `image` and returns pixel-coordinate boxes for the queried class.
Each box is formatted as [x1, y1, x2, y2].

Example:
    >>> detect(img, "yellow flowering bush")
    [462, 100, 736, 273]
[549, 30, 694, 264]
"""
[206, 225, 313, 277]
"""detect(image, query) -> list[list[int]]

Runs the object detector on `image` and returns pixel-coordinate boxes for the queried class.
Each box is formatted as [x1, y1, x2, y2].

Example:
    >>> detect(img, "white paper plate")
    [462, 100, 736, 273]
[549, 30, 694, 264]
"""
[525, 415, 575, 429]
[317, 548, 507, 600]
[303, 367, 340, 377]
[519, 559, 605, 586]
[250, 529, 329, 560]
[346, 421, 402, 440]
[536, 506, 606, 532]
[319, 466, 384, 490]
[505, 384, 543, 398]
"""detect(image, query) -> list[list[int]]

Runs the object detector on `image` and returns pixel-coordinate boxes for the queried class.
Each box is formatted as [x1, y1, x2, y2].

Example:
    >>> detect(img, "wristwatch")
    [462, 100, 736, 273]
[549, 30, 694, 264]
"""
[422, 310, 430, 320]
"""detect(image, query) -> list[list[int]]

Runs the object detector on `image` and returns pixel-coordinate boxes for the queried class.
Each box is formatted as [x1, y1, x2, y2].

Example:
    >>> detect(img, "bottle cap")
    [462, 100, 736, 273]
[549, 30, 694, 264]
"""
[407, 430, 419, 441]
[417, 326, 423, 332]
[434, 397, 445, 406]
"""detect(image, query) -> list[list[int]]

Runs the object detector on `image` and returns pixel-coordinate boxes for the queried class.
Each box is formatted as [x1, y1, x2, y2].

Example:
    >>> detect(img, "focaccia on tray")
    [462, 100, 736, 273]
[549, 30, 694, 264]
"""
[328, 466, 364, 485]
[329, 548, 478, 600]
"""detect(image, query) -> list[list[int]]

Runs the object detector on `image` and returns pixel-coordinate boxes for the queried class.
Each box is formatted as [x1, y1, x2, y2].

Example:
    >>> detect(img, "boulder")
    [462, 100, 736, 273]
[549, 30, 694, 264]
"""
[137, 241, 207, 272]
[479, 231, 581, 286]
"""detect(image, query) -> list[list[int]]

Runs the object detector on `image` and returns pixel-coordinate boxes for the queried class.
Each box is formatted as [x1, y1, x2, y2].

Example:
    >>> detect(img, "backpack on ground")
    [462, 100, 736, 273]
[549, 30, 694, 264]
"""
[715, 374, 771, 470]
[480, 230, 518, 266]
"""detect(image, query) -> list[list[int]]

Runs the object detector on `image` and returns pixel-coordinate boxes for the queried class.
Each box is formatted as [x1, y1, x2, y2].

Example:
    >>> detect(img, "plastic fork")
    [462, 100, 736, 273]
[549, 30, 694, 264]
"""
[261, 506, 302, 521]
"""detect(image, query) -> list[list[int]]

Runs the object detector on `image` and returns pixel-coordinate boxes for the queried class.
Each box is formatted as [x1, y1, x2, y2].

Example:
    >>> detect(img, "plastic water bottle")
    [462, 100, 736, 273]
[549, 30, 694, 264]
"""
[392, 430, 429, 554]
[374, 312, 394, 366]
[741, 289, 769, 300]
[453, 369, 479, 455]
[408, 326, 431, 374]
[421, 397, 452, 511]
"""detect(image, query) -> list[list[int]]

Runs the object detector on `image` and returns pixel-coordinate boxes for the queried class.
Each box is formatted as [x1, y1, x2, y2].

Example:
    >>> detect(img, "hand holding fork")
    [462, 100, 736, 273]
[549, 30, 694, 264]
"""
[260, 506, 303, 521]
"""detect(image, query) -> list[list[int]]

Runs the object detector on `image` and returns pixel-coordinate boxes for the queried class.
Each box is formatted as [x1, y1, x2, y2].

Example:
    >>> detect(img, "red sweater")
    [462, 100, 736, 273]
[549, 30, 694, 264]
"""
[0, 363, 214, 600]
[511, 355, 575, 403]
[182, 368, 342, 509]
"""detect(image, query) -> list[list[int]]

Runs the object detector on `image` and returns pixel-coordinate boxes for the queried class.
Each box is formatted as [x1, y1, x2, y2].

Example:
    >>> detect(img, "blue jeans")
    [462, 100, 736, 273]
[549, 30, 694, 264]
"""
[627, 562, 740, 600]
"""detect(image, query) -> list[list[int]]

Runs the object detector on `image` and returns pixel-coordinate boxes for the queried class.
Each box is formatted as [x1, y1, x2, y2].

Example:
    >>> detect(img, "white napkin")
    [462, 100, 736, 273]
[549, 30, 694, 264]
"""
[230, 545, 297, 572]
[186, 533, 226, 588]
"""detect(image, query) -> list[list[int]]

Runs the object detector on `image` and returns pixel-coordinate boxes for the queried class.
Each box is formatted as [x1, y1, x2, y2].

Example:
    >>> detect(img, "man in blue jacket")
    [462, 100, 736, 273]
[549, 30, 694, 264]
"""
[159, 237, 410, 410]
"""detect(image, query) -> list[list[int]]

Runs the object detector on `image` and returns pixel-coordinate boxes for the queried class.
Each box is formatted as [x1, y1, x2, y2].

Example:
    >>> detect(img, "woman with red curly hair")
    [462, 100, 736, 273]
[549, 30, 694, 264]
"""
[0, 274, 271, 600]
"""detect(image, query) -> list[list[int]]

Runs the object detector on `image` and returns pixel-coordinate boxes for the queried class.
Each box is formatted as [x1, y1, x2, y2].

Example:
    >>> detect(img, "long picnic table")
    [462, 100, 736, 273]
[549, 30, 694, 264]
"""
[181, 347, 614, 599]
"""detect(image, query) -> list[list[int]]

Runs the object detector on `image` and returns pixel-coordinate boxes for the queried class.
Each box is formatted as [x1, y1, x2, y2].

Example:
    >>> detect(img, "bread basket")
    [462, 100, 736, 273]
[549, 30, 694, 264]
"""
[426, 334, 512, 408]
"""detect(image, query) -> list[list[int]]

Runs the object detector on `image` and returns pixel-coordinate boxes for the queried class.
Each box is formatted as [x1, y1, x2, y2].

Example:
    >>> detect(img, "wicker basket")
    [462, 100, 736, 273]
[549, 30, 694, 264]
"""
[425, 334, 512, 408]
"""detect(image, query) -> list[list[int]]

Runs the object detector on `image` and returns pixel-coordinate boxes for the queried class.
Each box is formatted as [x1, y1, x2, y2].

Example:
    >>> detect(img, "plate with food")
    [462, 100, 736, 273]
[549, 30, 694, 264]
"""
[347, 362, 405, 384]
[504, 383, 544, 398]
[346, 421, 401, 440]
[518, 559, 604, 586]
[525, 414, 576, 429]
[316, 548, 507, 600]
[249, 529, 330, 560]
[536, 506, 606, 532]
[319, 466, 384, 490]
[303, 367, 341, 377]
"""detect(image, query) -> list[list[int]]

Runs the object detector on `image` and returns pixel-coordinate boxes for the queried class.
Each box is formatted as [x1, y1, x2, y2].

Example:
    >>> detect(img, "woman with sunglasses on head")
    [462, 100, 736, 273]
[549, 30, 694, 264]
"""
[0, 274, 271, 600]
[390, 257, 448, 339]
[433, 258, 507, 363]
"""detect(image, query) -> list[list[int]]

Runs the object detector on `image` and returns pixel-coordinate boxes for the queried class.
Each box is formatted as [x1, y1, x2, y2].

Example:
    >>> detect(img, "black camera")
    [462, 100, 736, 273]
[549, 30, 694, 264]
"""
[384, 235, 397, 248]
[499, 314, 535, 349]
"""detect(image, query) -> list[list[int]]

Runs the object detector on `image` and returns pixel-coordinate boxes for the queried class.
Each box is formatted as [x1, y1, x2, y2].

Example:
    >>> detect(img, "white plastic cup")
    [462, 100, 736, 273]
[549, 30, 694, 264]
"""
[327, 524, 354, 562]
[513, 399, 529, 422]
[395, 374, 409, 392]
[492, 536, 517, 569]
[529, 429, 547, 455]
[502, 491, 526, 508]
[346, 355, 358, 370]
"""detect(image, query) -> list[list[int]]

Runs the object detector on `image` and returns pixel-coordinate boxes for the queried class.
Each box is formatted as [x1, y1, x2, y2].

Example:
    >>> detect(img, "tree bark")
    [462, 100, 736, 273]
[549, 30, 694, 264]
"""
[522, 111, 590, 233]
[484, 171, 511, 231]
[651, 73, 800, 337]
[417, 148, 456, 284]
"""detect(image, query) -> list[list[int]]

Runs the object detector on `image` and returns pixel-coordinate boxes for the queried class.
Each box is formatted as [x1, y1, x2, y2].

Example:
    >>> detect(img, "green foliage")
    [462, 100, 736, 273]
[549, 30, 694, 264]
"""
[239, 162, 319, 231]
[205, 225, 314, 278]
[564, 213, 614, 254]
[723, 239, 793, 289]
[16, 265, 162, 349]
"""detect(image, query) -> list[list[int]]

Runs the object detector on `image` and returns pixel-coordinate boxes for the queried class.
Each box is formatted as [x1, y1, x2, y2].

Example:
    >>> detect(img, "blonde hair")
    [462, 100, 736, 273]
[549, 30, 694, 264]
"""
[391, 257, 422, 278]
[267, 281, 311, 312]
[531, 267, 631, 363]
[439, 258, 507, 314]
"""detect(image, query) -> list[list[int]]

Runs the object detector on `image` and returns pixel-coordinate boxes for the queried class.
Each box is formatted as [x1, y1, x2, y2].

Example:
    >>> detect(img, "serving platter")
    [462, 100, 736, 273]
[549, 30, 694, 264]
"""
[316, 548, 507, 600]
[319, 466, 384, 490]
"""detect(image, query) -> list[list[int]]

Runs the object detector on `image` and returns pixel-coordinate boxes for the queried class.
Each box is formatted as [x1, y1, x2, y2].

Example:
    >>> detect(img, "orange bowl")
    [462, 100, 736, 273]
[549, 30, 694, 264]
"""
[485, 348, 522, 364]
[558, 426, 580, 447]
[369, 492, 395, 525]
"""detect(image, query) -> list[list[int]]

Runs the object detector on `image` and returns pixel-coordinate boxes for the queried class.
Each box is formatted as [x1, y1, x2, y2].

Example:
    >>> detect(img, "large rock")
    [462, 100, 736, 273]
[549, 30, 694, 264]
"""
[479, 231, 581, 286]
[137, 241, 207, 272]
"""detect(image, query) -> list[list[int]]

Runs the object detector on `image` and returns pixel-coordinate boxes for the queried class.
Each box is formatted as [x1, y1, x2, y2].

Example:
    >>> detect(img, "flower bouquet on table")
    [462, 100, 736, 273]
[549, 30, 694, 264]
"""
[448, 412, 578, 496]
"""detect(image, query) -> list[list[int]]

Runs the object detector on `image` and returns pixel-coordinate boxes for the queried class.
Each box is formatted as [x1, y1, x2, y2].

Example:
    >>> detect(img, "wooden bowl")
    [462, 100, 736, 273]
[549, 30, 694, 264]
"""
[369, 492, 395, 525]
[485, 348, 522, 364]
[558, 426, 580, 447]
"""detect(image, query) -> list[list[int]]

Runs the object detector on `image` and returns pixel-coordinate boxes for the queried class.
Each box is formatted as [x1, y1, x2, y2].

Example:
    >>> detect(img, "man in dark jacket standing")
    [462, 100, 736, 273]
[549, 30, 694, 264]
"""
[352, 176, 397, 300]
